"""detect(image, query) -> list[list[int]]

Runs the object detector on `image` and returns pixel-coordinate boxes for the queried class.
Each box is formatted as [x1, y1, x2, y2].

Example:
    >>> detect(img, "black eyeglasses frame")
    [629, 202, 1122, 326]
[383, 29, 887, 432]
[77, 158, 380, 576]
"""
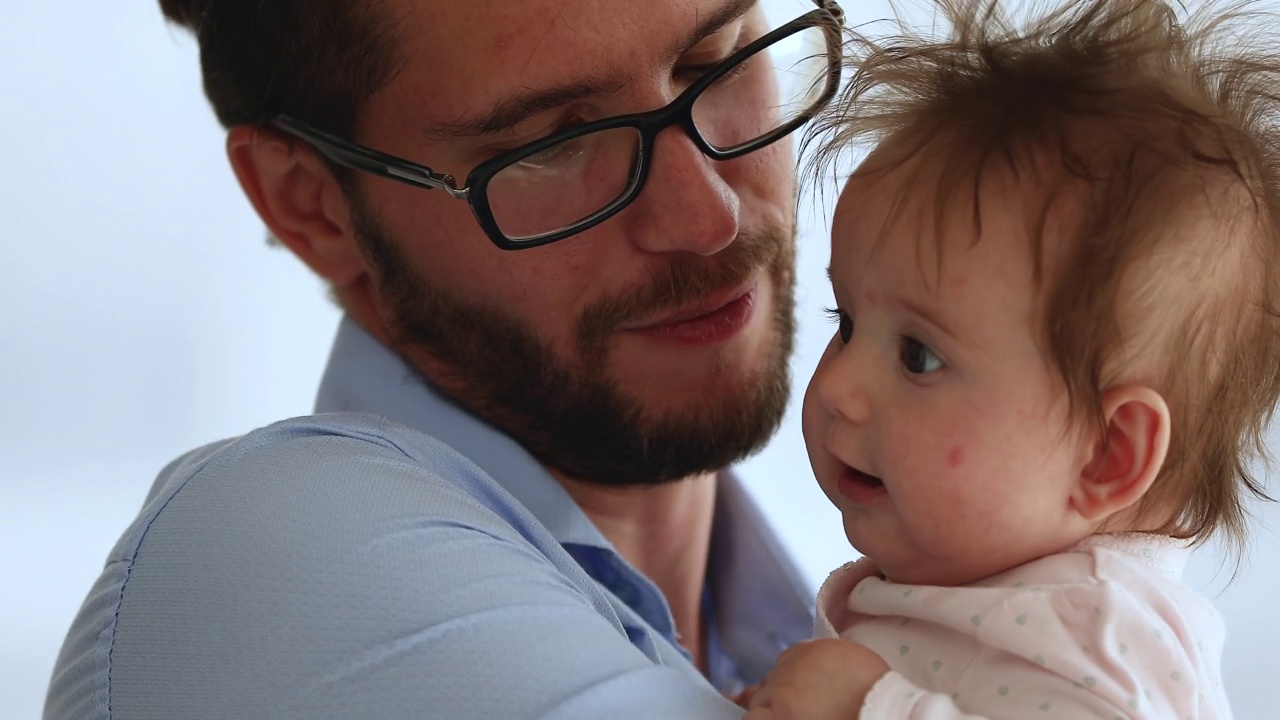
[269, 0, 844, 250]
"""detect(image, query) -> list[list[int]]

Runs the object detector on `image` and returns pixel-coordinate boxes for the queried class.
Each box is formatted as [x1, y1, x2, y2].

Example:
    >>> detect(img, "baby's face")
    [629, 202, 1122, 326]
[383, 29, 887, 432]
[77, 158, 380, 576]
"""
[802, 156, 1097, 586]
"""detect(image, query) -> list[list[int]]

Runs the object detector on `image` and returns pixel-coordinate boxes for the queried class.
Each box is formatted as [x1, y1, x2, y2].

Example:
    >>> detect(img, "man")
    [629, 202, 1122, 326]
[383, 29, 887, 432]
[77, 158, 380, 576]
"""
[46, 0, 845, 717]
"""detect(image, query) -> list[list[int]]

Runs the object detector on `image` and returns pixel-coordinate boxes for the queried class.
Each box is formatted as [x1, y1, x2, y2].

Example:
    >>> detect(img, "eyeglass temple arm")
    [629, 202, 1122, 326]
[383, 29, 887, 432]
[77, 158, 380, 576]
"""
[270, 116, 469, 199]
[814, 0, 845, 22]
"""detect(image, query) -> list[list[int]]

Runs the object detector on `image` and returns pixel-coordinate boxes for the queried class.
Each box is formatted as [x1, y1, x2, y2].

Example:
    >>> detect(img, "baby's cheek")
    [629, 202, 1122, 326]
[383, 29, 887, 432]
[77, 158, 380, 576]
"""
[914, 410, 977, 471]
[800, 385, 823, 449]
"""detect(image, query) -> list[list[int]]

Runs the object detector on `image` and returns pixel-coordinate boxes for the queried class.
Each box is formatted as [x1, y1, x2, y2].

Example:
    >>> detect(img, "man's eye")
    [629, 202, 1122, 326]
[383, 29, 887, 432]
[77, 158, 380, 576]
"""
[900, 337, 944, 375]
[513, 135, 585, 170]
[674, 28, 755, 85]
[675, 52, 751, 84]
[823, 307, 853, 344]
[484, 116, 589, 163]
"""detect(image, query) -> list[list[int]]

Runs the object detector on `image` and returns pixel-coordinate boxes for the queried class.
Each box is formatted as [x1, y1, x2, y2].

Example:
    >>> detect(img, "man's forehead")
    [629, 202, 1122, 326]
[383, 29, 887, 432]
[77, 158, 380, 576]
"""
[386, 0, 761, 119]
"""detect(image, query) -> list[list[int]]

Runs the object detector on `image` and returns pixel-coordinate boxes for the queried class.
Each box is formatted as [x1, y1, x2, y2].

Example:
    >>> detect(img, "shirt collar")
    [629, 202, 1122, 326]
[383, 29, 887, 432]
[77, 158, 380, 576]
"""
[708, 471, 818, 682]
[315, 316, 815, 681]
[1073, 532, 1192, 581]
[314, 315, 606, 548]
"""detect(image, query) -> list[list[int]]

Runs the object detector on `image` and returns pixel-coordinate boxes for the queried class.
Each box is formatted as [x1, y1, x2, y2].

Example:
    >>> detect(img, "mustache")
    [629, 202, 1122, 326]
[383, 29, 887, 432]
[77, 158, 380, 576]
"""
[575, 227, 789, 349]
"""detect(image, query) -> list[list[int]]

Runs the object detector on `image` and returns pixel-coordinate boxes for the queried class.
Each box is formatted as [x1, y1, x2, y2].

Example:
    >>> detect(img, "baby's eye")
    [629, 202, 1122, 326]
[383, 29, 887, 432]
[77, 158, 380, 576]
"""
[823, 307, 853, 344]
[900, 337, 944, 375]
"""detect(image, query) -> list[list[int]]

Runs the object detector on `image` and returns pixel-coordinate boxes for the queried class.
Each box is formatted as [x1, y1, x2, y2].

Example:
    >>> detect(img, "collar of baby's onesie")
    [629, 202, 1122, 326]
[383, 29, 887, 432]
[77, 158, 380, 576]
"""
[313, 315, 815, 687]
[813, 558, 881, 638]
[1072, 532, 1192, 580]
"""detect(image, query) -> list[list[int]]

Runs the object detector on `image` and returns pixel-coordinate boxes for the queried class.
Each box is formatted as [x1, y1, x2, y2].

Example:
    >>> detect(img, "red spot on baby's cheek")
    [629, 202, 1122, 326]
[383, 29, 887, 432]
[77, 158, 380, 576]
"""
[865, 290, 878, 307]
[946, 446, 966, 469]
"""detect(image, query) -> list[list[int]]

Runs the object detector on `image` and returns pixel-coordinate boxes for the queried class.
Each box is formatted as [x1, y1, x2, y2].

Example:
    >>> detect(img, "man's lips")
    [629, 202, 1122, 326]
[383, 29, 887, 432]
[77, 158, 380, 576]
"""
[620, 281, 758, 344]
[624, 281, 756, 330]
[836, 465, 887, 505]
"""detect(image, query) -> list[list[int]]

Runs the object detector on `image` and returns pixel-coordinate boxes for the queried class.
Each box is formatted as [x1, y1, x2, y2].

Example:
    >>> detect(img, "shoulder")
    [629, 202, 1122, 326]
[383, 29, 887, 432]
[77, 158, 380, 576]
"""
[47, 412, 604, 719]
[953, 538, 1221, 642]
[1006, 536, 1224, 639]
[843, 544, 1228, 718]
[122, 411, 561, 581]
[143, 412, 518, 534]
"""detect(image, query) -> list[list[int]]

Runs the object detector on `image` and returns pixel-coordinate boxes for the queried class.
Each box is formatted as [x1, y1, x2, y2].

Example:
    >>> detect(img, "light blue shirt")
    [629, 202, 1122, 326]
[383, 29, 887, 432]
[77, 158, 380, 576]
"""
[46, 316, 815, 719]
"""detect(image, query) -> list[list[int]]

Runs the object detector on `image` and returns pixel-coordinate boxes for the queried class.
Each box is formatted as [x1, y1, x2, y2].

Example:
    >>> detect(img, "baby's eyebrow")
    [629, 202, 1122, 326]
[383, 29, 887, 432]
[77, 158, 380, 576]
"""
[898, 295, 966, 347]
[824, 265, 849, 299]
[825, 263, 979, 352]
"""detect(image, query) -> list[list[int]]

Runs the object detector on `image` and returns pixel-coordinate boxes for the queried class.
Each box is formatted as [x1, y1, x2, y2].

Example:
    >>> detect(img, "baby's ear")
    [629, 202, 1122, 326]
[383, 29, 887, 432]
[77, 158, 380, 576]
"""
[1072, 385, 1170, 522]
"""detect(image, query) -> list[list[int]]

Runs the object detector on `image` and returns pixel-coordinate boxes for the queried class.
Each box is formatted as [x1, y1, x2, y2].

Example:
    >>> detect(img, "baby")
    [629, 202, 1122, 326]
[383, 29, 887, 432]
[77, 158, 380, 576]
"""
[745, 0, 1280, 718]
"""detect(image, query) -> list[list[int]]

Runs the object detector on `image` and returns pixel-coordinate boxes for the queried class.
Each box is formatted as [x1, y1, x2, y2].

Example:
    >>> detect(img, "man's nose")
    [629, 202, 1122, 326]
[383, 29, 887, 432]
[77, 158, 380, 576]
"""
[620, 124, 740, 256]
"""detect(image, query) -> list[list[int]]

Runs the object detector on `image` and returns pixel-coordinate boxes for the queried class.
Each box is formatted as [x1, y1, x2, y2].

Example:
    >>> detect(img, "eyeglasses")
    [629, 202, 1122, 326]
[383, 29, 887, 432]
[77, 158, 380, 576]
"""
[270, 0, 845, 250]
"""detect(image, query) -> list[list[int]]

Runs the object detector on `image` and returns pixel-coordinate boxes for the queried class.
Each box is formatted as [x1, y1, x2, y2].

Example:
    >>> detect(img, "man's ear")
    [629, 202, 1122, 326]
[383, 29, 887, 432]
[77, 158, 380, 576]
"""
[1073, 385, 1171, 522]
[226, 125, 367, 285]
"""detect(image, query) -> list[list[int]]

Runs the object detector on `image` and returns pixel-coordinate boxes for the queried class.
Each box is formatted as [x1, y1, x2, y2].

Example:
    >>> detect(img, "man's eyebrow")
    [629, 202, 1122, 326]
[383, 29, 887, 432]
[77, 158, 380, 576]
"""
[667, 0, 760, 61]
[425, 0, 760, 141]
[427, 78, 627, 141]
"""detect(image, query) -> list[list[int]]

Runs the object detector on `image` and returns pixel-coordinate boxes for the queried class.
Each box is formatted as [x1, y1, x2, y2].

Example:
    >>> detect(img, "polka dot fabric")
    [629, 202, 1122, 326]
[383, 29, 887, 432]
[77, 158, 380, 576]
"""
[815, 535, 1231, 718]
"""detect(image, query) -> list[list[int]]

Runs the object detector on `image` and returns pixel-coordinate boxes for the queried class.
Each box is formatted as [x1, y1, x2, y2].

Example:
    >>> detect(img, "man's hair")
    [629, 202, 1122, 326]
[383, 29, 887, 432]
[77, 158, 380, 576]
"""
[159, 0, 403, 138]
[804, 0, 1280, 555]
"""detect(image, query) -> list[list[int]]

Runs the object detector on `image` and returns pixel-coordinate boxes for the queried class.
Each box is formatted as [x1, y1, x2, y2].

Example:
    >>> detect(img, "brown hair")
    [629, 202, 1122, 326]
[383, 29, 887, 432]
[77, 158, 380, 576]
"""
[804, 0, 1280, 556]
[158, 0, 404, 139]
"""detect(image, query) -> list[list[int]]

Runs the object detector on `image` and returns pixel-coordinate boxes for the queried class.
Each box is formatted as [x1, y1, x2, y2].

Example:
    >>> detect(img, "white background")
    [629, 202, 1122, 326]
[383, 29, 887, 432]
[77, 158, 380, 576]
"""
[2, 1, 1276, 717]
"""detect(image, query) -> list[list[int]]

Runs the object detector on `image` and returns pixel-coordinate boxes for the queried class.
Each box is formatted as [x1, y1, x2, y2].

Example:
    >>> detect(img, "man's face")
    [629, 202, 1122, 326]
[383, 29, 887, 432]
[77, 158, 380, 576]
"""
[342, 0, 800, 485]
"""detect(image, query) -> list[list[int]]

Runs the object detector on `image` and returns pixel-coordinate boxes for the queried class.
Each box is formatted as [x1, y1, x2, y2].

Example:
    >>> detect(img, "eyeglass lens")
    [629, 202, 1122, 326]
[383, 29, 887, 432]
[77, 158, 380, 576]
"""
[486, 23, 835, 243]
[486, 127, 644, 242]
[694, 24, 834, 152]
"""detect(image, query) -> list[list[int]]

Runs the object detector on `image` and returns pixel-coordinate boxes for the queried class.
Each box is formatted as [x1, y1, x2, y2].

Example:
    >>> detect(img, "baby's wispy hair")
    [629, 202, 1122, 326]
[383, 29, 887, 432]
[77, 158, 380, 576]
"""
[802, 0, 1280, 558]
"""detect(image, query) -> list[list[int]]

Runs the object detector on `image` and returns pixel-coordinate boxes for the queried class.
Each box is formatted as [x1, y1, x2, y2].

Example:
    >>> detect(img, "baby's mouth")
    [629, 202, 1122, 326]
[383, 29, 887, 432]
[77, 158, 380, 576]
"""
[836, 465, 887, 505]
[852, 466, 882, 485]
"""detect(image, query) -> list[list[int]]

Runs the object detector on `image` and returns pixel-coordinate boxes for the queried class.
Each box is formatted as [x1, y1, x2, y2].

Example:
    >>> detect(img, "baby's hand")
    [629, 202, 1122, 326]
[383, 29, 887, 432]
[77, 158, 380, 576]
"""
[745, 638, 890, 720]
[732, 684, 761, 708]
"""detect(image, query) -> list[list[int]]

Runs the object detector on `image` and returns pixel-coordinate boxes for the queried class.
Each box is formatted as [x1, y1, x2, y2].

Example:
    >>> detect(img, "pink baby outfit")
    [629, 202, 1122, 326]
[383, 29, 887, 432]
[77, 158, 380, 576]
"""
[815, 534, 1231, 719]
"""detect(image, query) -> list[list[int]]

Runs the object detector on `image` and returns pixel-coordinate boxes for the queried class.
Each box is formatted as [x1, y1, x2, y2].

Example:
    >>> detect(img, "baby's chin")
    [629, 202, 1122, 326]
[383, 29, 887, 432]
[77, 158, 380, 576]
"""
[879, 564, 987, 587]
[866, 556, 1005, 587]
[844, 531, 1001, 586]
[866, 536, 1091, 587]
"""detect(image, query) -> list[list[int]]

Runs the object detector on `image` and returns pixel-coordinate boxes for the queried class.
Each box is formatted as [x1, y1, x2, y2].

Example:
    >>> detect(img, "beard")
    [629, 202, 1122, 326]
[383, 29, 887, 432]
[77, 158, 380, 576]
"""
[349, 196, 796, 487]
